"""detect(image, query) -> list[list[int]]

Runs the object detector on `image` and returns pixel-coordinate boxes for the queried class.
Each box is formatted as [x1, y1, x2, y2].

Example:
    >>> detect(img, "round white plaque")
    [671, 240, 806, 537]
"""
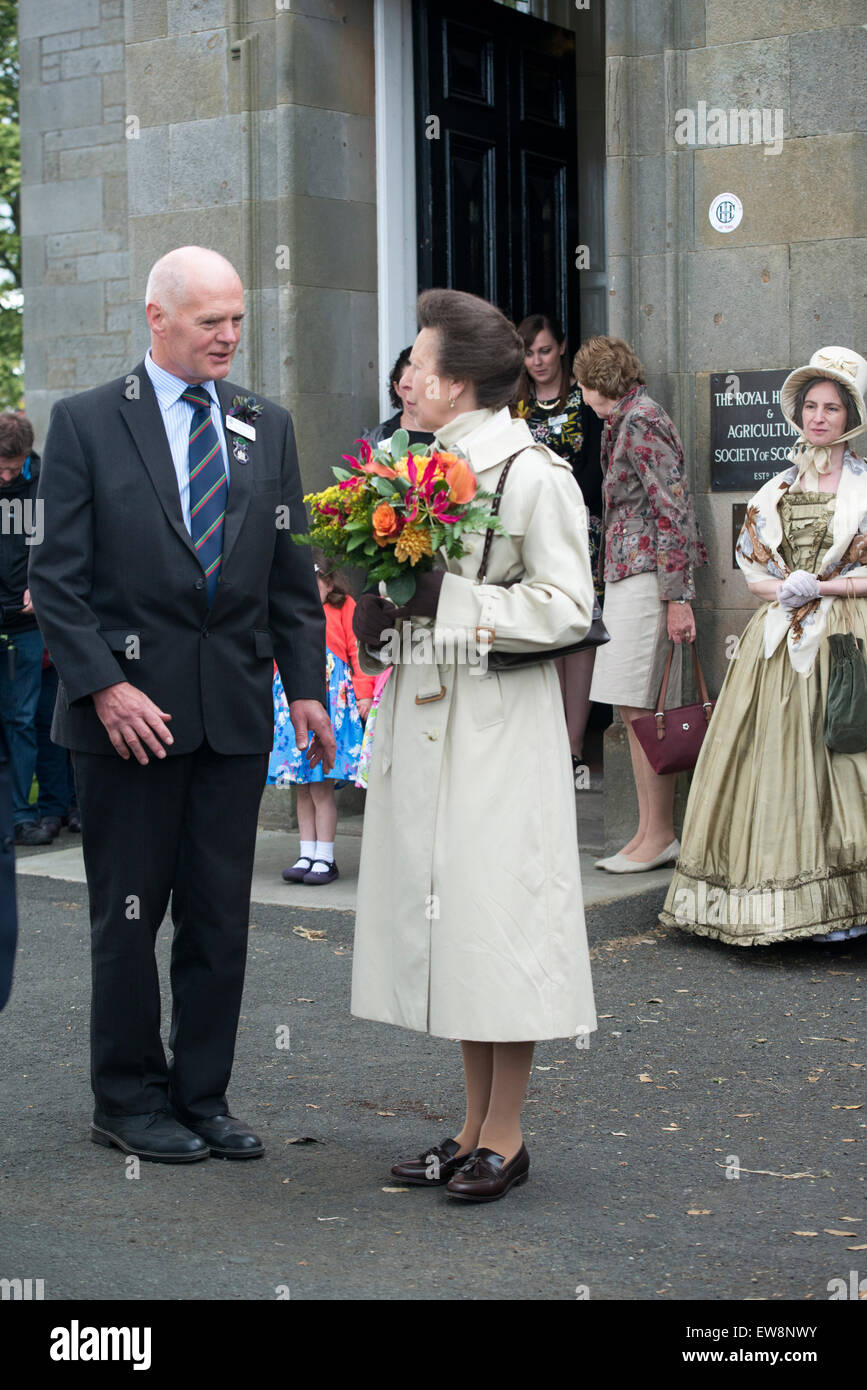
[709, 192, 743, 233]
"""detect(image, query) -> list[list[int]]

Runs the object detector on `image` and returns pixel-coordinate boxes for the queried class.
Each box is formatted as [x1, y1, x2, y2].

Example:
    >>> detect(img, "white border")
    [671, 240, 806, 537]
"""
[373, 0, 419, 419]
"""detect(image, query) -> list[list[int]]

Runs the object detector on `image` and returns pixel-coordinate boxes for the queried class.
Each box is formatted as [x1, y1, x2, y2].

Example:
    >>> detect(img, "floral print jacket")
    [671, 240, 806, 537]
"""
[601, 385, 708, 600]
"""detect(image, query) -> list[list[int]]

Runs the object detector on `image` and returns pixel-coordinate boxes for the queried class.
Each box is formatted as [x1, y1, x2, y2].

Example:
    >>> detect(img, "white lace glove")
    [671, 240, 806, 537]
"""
[777, 570, 821, 609]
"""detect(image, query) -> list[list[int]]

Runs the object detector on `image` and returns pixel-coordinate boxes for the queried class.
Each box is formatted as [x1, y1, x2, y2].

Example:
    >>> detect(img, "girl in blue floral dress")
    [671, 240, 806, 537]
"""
[270, 553, 374, 885]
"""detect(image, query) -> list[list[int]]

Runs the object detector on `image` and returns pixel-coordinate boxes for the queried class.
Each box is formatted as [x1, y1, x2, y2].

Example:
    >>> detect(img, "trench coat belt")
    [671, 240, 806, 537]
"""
[415, 658, 446, 704]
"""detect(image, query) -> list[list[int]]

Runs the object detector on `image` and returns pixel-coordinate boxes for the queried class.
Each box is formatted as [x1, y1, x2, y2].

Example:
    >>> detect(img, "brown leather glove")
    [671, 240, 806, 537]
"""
[394, 568, 445, 620]
[352, 592, 398, 648]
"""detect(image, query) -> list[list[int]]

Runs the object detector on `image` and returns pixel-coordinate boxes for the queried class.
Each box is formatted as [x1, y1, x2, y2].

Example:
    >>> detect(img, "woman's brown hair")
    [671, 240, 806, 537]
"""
[573, 336, 645, 401]
[311, 547, 350, 608]
[514, 313, 571, 412]
[416, 288, 525, 409]
[792, 376, 860, 435]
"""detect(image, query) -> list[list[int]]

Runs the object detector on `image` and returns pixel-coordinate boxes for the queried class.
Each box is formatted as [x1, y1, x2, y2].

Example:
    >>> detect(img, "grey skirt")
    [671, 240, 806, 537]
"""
[589, 571, 683, 709]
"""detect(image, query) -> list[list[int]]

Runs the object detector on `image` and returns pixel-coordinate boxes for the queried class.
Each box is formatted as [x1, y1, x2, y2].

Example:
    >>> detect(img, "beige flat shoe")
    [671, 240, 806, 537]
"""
[594, 853, 631, 871]
[601, 840, 681, 874]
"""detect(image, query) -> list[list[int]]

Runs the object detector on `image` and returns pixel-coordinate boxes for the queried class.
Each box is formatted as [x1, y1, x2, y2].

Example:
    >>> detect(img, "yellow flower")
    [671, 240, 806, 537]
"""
[394, 525, 433, 566]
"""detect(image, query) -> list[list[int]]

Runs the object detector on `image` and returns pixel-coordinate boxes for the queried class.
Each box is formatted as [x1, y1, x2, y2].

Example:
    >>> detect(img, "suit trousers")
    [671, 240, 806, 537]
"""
[72, 741, 269, 1119]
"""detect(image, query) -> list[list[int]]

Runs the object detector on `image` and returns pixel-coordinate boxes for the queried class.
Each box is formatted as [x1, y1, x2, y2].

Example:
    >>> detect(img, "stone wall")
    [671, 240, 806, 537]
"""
[19, 0, 129, 445]
[20, 0, 379, 490]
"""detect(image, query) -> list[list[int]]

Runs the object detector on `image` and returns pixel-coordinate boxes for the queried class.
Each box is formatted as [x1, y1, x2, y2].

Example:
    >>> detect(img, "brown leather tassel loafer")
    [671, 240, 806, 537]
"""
[390, 1137, 470, 1186]
[445, 1144, 530, 1202]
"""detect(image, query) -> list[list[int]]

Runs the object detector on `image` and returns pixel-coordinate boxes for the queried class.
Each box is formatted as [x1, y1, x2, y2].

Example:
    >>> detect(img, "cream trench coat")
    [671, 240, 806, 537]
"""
[350, 407, 598, 1042]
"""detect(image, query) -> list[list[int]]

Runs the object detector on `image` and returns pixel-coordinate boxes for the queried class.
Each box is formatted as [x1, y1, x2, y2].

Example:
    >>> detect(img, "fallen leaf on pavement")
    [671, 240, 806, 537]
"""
[847, 1244, 867, 1251]
[377, 1110, 396, 1116]
[804, 1035, 857, 1043]
[381, 1186, 409, 1193]
[292, 926, 327, 941]
[716, 1163, 827, 1179]
[305, 1104, 321, 1110]
[824, 1229, 856, 1236]
[792, 1231, 819, 1237]
[639, 1074, 653, 1082]
[832, 1104, 862, 1110]
[687, 1209, 712, 1215]
[286, 1136, 318, 1145]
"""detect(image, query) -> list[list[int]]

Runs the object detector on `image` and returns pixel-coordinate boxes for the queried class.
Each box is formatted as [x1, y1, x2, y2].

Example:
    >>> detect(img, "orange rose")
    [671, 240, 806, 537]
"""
[443, 455, 477, 504]
[372, 502, 400, 544]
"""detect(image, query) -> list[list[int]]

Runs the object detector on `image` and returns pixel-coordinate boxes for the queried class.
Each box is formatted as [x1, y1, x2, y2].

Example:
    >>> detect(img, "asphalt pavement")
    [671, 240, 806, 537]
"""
[2, 858, 865, 1302]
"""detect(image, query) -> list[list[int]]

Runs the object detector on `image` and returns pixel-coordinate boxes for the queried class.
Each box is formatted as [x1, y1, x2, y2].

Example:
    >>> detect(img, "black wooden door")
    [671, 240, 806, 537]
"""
[414, 0, 579, 340]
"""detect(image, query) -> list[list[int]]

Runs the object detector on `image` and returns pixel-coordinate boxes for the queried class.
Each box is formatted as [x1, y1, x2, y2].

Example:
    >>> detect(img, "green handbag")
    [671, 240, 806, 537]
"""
[824, 588, 867, 754]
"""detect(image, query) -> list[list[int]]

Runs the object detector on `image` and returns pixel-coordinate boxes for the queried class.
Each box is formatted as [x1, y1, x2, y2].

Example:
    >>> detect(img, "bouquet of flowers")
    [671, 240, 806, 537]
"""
[299, 428, 506, 606]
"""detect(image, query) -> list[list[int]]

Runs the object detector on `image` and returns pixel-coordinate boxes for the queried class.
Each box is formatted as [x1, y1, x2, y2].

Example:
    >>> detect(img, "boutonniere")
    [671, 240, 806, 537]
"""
[226, 395, 264, 464]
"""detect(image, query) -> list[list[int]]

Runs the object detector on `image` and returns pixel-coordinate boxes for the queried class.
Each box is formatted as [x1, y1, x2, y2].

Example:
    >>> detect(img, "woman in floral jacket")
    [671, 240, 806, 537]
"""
[574, 335, 707, 873]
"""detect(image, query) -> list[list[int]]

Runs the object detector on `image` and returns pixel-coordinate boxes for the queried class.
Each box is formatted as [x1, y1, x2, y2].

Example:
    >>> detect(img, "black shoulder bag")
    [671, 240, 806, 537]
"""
[475, 452, 609, 670]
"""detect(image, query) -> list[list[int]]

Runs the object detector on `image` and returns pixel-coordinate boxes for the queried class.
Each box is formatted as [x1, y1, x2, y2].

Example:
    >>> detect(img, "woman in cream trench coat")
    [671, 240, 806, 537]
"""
[350, 288, 597, 1203]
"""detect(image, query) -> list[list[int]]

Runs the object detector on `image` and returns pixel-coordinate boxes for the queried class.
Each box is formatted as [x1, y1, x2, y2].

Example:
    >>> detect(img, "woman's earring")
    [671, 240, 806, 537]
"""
[449, 398, 455, 409]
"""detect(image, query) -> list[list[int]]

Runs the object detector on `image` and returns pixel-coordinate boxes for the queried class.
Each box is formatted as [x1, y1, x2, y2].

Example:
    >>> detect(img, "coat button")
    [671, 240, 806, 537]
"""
[195, 579, 205, 590]
[427, 729, 439, 741]
[201, 628, 209, 638]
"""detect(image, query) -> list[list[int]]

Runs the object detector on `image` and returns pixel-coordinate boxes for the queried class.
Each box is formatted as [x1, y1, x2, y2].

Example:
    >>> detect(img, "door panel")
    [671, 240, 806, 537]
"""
[414, 0, 578, 339]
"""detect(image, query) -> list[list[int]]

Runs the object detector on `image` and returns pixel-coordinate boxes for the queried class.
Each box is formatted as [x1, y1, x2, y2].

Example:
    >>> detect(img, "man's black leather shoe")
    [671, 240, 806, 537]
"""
[182, 1113, 265, 1159]
[14, 821, 54, 846]
[91, 1109, 209, 1163]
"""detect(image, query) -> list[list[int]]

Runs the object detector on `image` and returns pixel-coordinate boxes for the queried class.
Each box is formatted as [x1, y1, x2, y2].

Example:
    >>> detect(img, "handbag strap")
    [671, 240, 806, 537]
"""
[845, 575, 858, 634]
[653, 640, 714, 734]
[476, 451, 523, 584]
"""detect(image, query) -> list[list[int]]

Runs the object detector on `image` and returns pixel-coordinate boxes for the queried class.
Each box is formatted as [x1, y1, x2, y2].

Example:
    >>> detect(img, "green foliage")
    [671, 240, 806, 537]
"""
[0, 0, 22, 409]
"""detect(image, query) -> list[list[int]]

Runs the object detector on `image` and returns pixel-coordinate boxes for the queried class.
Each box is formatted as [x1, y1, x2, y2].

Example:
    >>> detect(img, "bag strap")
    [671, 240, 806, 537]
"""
[476, 450, 523, 584]
[845, 575, 858, 634]
[653, 640, 714, 737]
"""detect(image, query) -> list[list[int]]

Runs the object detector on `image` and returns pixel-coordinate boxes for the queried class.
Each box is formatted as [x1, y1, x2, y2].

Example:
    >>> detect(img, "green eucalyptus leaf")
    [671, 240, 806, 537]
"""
[389, 428, 409, 460]
[384, 572, 416, 606]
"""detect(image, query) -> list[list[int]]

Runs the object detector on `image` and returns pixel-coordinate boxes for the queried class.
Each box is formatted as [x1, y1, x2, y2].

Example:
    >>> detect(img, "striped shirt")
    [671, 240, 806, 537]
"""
[144, 350, 230, 533]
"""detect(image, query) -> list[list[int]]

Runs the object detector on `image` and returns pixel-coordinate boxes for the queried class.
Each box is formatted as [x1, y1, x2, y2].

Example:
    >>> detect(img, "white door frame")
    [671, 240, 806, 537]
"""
[373, 0, 419, 420]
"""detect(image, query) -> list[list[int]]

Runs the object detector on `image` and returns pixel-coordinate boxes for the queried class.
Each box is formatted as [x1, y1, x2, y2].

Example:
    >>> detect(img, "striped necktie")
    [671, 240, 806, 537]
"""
[181, 386, 226, 604]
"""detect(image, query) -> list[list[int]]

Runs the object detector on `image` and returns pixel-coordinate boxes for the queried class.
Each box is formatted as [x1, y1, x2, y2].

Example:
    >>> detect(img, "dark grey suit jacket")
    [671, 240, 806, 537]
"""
[28, 363, 325, 755]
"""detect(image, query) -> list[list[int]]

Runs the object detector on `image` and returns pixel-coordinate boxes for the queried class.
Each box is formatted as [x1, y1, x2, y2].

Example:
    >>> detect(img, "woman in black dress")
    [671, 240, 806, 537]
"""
[514, 314, 604, 766]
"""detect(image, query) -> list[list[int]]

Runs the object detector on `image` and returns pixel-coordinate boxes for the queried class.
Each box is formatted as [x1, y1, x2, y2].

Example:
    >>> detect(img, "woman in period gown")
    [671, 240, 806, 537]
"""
[660, 346, 867, 946]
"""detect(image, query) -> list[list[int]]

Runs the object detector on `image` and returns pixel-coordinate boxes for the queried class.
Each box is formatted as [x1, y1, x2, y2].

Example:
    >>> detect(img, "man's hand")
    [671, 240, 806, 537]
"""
[289, 699, 336, 774]
[356, 697, 373, 721]
[92, 682, 174, 764]
[20, 588, 34, 617]
[667, 600, 696, 644]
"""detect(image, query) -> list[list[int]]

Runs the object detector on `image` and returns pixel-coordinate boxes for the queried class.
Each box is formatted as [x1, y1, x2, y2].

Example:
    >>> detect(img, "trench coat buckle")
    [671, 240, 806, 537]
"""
[415, 685, 446, 704]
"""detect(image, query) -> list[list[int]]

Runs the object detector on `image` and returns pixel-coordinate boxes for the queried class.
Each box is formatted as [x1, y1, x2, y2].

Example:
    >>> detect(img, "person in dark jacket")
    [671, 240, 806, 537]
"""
[29, 246, 334, 1165]
[0, 414, 52, 845]
[0, 713, 17, 1010]
[363, 347, 434, 450]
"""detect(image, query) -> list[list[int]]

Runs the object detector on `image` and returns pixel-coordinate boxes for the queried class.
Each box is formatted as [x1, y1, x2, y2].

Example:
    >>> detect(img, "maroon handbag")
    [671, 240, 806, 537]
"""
[631, 642, 715, 775]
